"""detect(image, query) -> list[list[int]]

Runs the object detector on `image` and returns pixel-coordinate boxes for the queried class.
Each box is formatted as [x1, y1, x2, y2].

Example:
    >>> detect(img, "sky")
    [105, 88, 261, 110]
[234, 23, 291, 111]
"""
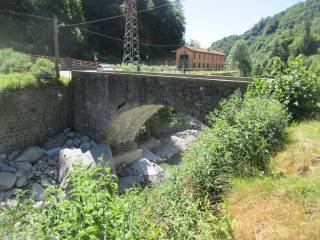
[183, 0, 304, 48]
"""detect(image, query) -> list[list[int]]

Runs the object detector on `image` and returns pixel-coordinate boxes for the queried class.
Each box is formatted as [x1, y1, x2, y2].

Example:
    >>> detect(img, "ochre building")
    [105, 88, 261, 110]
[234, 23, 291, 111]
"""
[176, 45, 226, 70]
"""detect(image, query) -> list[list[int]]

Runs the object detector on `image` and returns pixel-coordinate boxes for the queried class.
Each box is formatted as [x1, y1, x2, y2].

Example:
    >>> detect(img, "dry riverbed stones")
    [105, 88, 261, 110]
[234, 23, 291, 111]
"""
[0, 115, 205, 208]
[0, 129, 101, 207]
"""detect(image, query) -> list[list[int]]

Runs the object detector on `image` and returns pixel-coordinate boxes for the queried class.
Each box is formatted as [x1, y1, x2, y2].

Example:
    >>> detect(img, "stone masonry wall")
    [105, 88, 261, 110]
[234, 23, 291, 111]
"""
[72, 71, 250, 151]
[0, 86, 72, 153]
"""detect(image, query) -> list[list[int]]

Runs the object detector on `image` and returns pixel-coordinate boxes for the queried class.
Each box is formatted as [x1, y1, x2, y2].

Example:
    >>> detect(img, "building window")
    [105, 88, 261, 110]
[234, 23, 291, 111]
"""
[207, 63, 209, 69]
[193, 63, 196, 68]
[198, 63, 200, 68]
[203, 63, 205, 68]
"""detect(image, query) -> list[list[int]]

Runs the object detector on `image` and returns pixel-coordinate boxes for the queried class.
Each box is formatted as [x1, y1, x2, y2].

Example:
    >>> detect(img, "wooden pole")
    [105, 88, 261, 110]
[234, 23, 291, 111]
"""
[53, 15, 60, 79]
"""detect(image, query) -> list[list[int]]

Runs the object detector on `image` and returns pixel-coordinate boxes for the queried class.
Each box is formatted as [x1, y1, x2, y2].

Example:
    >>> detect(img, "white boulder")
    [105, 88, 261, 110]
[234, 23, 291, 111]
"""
[123, 158, 167, 184]
[58, 149, 94, 188]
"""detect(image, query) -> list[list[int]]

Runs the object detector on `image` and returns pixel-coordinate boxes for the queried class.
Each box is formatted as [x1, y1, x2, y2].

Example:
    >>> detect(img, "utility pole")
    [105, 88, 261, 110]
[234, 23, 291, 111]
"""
[53, 15, 60, 79]
[122, 0, 140, 65]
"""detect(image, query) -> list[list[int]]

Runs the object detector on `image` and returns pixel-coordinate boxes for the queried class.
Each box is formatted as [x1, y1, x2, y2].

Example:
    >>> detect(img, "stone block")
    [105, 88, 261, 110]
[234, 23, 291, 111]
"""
[113, 149, 143, 165]
[139, 137, 162, 150]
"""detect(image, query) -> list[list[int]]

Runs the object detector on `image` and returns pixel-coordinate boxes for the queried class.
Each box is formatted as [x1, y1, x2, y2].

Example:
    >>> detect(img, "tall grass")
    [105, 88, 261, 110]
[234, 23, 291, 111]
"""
[0, 72, 37, 91]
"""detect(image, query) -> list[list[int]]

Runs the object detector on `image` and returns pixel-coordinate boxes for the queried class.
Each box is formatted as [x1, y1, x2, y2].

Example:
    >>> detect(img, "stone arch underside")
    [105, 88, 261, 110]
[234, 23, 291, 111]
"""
[103, 105, 164, 154]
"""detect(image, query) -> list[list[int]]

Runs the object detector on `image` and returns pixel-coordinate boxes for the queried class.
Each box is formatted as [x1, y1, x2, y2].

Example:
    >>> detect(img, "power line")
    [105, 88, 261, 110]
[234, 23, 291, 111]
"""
[78, 27, 124, 42]
[76, 26, 181, 48]
[0, 8, 52, 20]
[140, 42, 182, 48]
[0, 6, 182, 50]
[62, 3, 173, 28]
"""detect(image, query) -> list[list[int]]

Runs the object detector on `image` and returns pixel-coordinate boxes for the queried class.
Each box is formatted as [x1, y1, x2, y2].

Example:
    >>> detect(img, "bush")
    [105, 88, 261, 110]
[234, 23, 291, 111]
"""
[183, 93, 289, 201]
[0, 48, 33, 73]
[38, 166, 150, 239]
[0, 166, 156, 239]
[0, 165, 234, 239]
[247, 56, 320, 119]
[31, 58, 56, 85]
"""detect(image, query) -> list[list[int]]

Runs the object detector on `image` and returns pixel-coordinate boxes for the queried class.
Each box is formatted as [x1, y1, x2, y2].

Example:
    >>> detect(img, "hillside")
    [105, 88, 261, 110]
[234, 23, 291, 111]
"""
[210, 0, 320, 74]
[0, 0, 185, 61]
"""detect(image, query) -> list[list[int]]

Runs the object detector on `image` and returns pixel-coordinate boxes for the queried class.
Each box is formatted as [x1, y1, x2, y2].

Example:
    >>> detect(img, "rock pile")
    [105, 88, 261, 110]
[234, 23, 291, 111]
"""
[117, 115, 205, 192]
[0, 115, 205, 206]
[0, 129, 101, 207]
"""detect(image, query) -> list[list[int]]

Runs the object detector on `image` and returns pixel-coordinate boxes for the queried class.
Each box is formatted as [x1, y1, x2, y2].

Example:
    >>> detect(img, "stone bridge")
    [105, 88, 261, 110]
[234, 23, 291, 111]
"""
[71, 71, 251, 155]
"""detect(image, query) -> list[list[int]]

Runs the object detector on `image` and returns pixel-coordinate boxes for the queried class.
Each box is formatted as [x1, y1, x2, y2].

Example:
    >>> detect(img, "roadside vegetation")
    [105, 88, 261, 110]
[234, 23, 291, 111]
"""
[0, 56, 319, 239]
[0, 49, 69, 91]
[115, 63, 240, 76]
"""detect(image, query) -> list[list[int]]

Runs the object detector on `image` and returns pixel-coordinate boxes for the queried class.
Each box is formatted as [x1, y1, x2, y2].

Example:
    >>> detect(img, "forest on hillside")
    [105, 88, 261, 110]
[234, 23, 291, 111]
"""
[210, 0, 320, 75]
[0, 0, 185, 62]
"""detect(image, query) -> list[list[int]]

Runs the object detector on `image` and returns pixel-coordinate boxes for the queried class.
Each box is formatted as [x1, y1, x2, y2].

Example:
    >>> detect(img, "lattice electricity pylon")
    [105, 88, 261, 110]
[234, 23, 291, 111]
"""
[122, 0, 140, 65]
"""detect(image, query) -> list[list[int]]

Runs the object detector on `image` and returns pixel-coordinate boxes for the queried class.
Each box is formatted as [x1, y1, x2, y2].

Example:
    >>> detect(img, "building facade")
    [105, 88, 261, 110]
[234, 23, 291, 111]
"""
[176, 46, 226, 70]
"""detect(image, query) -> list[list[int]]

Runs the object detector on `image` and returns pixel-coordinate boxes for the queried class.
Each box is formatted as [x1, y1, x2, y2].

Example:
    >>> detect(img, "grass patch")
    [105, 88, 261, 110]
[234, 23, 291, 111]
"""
[270, 121, 320, 176]
[0, 72, 37, 90]
[0, 72, 71, 91]
[59, 75, 72, 86]
[186, 69, 241, 76]
[227, 121, 320, 240]
[228, 177, 320, 240]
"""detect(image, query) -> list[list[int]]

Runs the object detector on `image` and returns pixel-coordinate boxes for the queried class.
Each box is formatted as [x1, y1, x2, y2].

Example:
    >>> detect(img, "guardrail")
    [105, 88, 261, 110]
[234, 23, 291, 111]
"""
[27, 54, 103, 70]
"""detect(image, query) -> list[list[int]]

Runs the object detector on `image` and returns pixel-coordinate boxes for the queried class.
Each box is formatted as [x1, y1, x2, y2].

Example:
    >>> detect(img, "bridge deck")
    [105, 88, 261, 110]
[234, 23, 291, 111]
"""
[72, 70, 252, 84]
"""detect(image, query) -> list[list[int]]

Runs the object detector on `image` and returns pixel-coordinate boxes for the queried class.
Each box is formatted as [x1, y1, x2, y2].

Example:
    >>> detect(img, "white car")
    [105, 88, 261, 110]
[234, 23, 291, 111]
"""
[97, 64, 114, 72]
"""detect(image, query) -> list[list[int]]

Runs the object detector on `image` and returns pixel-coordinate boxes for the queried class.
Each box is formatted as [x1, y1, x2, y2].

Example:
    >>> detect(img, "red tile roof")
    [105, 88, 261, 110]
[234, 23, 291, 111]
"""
[178, 45, 226, 56]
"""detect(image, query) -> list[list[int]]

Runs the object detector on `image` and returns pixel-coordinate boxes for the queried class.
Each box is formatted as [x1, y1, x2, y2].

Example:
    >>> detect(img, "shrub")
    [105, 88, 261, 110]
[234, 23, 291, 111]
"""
[0, 48, 33, 73]
[0, 165, 234, 239]
[132, 176, 234, 239]
[247, 56, 320, 119]
[0, 166, 156, 239]
[31, 58, 56, 85]
[183, 93, 290, 201]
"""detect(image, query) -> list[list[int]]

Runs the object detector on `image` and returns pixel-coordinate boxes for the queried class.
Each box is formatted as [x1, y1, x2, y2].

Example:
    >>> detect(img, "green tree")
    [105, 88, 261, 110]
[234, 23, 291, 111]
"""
[0, 0, 186, 61]
[227, 40, 252, 76]
[210, 0, 320, 76]
[289, 21, 313, 57]
[188, 39, 201, 48]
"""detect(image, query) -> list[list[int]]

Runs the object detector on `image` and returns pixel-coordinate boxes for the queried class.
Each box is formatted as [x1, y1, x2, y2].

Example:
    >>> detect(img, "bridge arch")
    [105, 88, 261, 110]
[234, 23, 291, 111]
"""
[104, 104, 164, 154]
[71, 71, 250, 157]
